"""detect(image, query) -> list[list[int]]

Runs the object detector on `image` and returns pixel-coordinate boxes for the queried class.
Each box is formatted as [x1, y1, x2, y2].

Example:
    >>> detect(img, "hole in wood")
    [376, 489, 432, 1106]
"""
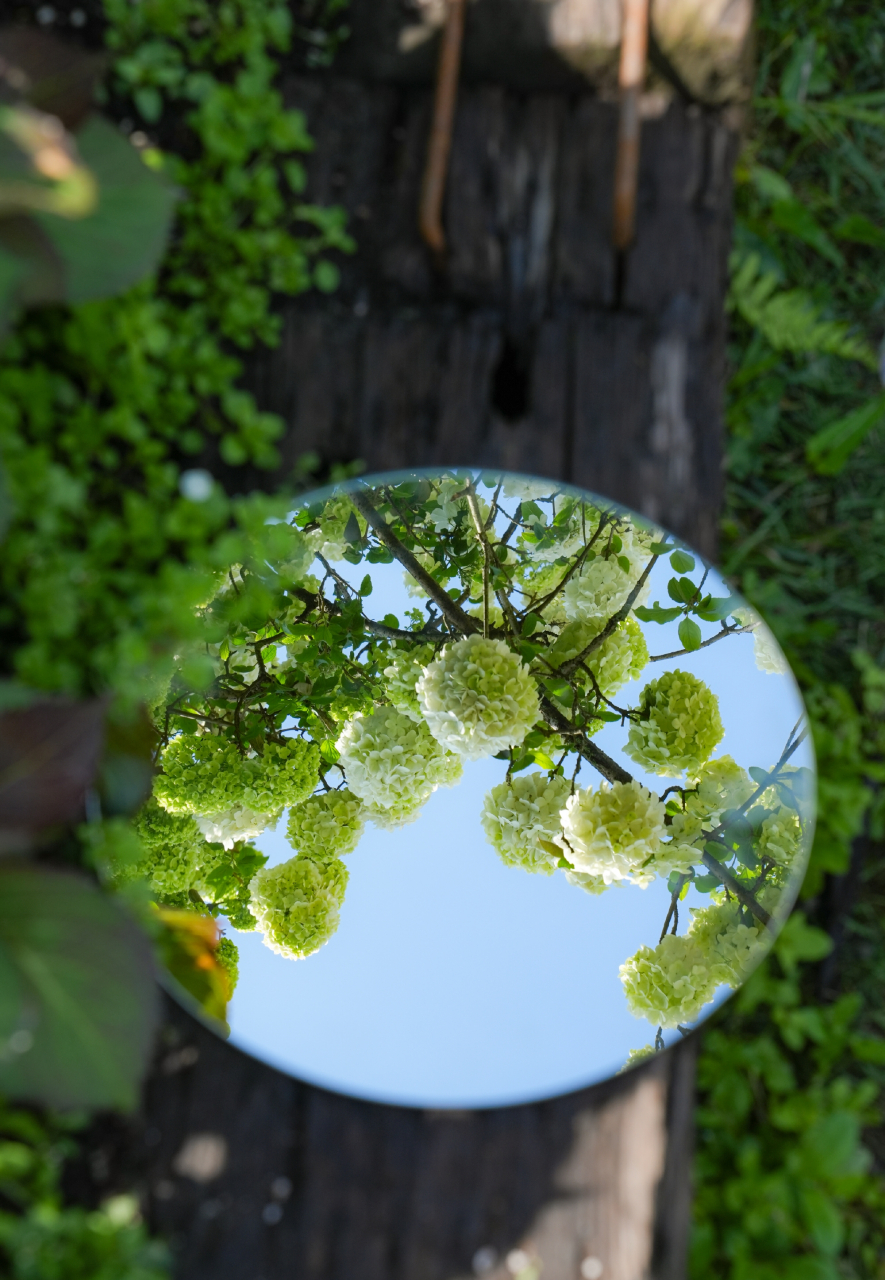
[491, 337, 531, 422]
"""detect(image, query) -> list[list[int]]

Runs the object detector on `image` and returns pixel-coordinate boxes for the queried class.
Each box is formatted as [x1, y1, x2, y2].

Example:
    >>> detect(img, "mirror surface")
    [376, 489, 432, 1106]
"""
[141, 471, 814, 1106]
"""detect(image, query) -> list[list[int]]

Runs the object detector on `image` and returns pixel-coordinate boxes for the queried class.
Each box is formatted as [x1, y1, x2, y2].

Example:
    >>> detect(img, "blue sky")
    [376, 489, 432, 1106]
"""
[223, 489, 813, 1109]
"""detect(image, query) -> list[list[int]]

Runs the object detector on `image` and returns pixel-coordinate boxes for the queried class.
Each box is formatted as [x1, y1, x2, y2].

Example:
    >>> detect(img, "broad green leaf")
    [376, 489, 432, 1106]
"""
[359, 574, 372, 597]
[33, 117, 178, 304]
[806, 391, 885, 475]
[533, 750, 556, 770]
[695, 595, 739, 622]
[669, 549, 696, 574]
[635, 603, 683, 625]
[678, 618, 702, 651]
[0, 866, 158, 1110]
[834, 212, 885, 248]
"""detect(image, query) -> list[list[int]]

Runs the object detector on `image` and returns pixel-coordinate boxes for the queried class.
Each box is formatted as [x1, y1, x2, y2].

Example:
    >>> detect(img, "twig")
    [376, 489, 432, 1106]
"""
[649, 624, 753, 662]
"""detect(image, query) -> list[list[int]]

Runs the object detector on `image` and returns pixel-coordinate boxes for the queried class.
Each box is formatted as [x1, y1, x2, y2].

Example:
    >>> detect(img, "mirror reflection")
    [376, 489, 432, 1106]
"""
[130, 471, 814, 1105]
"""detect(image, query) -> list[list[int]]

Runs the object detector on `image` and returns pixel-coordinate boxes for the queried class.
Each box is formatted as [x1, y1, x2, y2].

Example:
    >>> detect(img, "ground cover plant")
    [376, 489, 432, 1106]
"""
[691, 3, 885, 1276]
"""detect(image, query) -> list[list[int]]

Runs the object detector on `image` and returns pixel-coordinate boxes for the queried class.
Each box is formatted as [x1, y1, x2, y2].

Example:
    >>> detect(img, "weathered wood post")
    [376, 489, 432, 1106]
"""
[94, 5, 751, 1276]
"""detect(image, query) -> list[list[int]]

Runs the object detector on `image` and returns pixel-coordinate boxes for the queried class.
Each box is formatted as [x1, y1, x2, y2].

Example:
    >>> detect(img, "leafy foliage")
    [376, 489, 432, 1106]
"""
[694, 2, 885, 1273]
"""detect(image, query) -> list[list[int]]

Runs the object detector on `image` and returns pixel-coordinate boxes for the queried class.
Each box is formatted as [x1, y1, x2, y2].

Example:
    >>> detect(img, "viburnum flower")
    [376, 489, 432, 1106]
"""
[624, 670, 724, 777]
[734, 608, 789, 675]
[286, 789, 365, 861]
[249, 856, 349, 960]
[756, 807, 803, 865]
[559, 780, 666, 885]
[660, 755, 756, 865]
[196, 808, 274, 850]
[336, 706, 462, 813]
[130, 798, 202, 896]
[416, 635, 540, 760]
[562, 526, 651, 622]
[154, 735, 319, 824]
[481, 772, 571, 874]
[548, 616, 649, 696]
[564, 869, 611, 896]
[365, 796, 427, 830]
[502, 477, 556, 503]
[620, 934, 715, 1028]
[383, 644, 437, 722]
[688, 901, 764, 988]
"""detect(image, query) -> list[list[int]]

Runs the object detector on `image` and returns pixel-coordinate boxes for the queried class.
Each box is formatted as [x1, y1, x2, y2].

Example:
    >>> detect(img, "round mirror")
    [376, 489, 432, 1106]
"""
[140, 471, 814, 1107]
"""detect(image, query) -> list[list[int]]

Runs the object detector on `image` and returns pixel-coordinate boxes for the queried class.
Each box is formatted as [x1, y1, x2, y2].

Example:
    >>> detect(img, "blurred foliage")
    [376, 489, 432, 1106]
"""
[0, 1101, 169, 1279]
[693, 2, 885, 1275]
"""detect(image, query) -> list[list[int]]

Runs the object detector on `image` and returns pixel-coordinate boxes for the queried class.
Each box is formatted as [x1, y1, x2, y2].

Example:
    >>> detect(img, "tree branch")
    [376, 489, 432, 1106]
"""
[700, 853, 772, 926]
[538, 695, 634, 785]
[649, 623, 752, 662]
[350, 488, 480, 635]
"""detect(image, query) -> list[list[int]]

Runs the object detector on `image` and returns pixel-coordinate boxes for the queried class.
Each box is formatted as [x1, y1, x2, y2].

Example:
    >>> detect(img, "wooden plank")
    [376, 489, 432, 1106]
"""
[79, 994, 694, 1280]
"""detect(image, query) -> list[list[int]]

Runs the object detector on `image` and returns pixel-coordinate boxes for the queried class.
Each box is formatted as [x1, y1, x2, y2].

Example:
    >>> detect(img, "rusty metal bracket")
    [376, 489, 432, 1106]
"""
[418, 0, 467, 256]
[612, 0, 650, 250]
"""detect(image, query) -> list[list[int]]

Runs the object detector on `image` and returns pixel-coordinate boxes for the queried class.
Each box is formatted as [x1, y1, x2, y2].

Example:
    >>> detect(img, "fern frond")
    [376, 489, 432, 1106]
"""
[729, 252, 876, 369]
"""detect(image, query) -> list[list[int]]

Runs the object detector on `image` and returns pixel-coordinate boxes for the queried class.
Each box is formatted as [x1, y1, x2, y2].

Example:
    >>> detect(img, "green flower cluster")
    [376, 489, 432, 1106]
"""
[129, 798, 203, 896]
[286, 789, 365, 860]
[621, 902, 765, 1029]
[383, 644, 438, 722]
[417, 635, 540, 761]
[154, 736, 319, 829]
[480, 772, 570, 874]
[336, 706, 462, 817]
[662, 755, 756, 863]
[249, 855, 348, 960]
[625, 670, 724, 777]
[559, 780, 666, 885]
[548, 616, 649, 696]
[620, 934, 715, 1028]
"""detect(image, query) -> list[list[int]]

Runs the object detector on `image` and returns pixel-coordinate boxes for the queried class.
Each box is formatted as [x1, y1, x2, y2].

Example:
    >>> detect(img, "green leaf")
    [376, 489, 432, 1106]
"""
[669, 549, 696, 574]
[806, 391, 885, 476]
[343, 511, 362, 545]
[771, 198, 844, 268]
[33, 117, 178, 304]
[533, 750, 556, 770]
[358, 574, 372, 597]
[0, 866, 158, 1110]
[313, 259, 340, 293]
[635, 603, 683, 625]
[617, 555, 631, 573]
[678, 618, 702, 651]
[833, 212, 885, 248]
[668, 577, 697, 605]
[649, 540, 673, 554]
[695, 595, 738, 622]
[319, 740, 340, 765]
[693, 874, 720, 893]
[775, 912, 833, 977]
[749, 766, 771, 786]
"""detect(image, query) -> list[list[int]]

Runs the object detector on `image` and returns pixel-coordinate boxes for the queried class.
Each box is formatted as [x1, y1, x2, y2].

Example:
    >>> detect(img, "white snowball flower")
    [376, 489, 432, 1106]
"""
[564, 869, 611, 896]
[481, 772, 571, 874]
[559, 780, 666, 885]
[548, 616, 649, 696]
[336, 706, 461, 814]
[502, 477, 556, 503]
[562, 533, 651, 622]
[417, 635, 540, 761]
[196, 807, 275, 850]
[688, 901, 764, 988]
[661, 756, 756, 866]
